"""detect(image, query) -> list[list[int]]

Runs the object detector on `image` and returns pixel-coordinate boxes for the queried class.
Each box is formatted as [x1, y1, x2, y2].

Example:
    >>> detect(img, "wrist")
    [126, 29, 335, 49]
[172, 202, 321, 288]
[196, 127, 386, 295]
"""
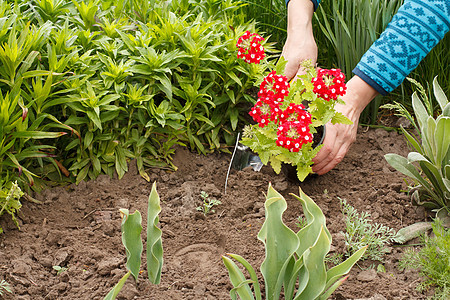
[343, 75, 379, 116]
[287, 0, 314, 32]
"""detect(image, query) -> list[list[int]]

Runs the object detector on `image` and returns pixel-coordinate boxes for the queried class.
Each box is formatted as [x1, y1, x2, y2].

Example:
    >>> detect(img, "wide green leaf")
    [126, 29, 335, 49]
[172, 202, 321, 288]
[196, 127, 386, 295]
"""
[433, 76, 448, 111]
[227, 253, 262, 300]
[435, 117, 450, 168]
[295, 226, 329, 300]
[146, 182, 163, 284]
[412, 92, 429, 131]
[222, 256, 255, 300]
[119, 209, 143, 281]
[323, 245, 367, 292]
[258, 183, 300, 299]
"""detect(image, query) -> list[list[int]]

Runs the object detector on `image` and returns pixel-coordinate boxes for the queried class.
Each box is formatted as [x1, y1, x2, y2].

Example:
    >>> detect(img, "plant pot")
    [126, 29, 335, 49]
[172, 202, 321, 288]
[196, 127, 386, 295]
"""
[281, 125, 326, 183]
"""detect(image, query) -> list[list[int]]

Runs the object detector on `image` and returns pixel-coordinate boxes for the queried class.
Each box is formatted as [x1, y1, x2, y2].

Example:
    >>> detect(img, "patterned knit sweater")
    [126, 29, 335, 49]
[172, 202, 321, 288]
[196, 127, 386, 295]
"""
[285, 0, 449, 95]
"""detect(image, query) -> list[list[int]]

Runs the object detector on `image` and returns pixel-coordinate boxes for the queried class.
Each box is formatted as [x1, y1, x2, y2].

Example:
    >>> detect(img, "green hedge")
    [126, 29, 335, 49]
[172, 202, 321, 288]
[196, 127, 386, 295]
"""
[0, 0, 277, 196]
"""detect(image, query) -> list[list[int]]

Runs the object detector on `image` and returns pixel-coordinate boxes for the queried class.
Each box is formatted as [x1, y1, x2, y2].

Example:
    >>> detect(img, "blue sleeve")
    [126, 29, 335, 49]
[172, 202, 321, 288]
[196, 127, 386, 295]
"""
[286, 0, 320, 11]
[353, 0, 450, 95]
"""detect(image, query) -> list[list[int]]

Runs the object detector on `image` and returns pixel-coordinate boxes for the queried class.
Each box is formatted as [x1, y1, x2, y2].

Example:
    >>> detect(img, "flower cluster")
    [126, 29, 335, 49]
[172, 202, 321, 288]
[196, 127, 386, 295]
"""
[249, 71, 313, 152]
[236, 31, 350, 181]
[236, 31, 265, 64]
[312, 68, 346, 101]
[276, 104, 313, 152]
[249, 71, 290, 127]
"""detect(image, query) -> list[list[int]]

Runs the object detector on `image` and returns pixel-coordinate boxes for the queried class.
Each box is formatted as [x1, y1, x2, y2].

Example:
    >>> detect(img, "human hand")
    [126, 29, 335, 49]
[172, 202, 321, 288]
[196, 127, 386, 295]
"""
[282, 0, 317, 81]
[312, 76, 379, 175]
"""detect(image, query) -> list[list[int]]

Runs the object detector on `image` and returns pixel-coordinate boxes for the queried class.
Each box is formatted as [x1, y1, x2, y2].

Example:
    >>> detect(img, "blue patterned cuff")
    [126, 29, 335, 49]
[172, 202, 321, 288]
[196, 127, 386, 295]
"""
[353, 67, 388, 96]
[354, 0, 449, 94]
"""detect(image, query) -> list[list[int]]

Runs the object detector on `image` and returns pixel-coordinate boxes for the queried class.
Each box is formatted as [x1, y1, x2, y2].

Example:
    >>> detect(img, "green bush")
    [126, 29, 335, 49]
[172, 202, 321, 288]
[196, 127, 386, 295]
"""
[0, 0, 274, 188]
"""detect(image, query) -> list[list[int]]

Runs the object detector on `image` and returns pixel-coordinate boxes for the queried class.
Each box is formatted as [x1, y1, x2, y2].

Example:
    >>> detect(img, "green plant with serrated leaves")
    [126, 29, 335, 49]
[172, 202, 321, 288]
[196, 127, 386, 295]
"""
[339, 198, 395, 262]
[384, 76, 450, 218]
[196, 191, 222, 215]
[399, 219, 450, 300]
[104, 182, 163, 300]
[241, 58, 352, 181]
[223, 184, 366, 300]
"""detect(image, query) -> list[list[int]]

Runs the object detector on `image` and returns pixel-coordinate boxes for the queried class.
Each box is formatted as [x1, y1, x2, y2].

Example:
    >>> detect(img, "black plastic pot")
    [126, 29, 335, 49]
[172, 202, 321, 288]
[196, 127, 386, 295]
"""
[281, 125, 326, 183]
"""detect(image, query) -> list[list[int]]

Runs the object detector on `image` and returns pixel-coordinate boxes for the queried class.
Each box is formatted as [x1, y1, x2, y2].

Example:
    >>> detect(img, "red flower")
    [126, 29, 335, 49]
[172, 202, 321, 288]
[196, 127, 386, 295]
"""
[249, 96, 281, 128]
[276, 121, 313, 152]
[237, 31, 265, 64]
[311, 68, 347, 101]
[259, 71, 290, 103]
[278, 103, 310, 124]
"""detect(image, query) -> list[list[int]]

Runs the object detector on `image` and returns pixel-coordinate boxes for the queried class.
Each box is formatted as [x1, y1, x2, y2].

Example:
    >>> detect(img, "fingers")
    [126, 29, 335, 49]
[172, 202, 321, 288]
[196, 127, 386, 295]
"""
[312, 123, 356, 175]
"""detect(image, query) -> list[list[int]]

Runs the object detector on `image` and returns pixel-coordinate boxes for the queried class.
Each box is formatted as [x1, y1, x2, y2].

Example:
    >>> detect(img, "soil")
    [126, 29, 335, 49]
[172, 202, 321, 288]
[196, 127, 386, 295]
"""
[0, 126, 435, 300]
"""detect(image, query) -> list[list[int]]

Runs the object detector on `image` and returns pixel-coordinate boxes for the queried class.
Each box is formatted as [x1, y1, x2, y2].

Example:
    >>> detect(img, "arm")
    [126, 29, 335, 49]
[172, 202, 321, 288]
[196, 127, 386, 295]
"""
[281, 0, 317, 81]
[313, 0, 450, 175]
[285, 0, 320, 11]
[353, 0, 450, 95]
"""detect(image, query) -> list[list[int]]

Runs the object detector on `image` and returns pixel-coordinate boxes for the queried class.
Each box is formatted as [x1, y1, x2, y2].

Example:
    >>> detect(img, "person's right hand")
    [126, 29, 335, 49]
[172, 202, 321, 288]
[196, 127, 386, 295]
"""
[312, 76, 379, 175]
[281, 0, 317, 81]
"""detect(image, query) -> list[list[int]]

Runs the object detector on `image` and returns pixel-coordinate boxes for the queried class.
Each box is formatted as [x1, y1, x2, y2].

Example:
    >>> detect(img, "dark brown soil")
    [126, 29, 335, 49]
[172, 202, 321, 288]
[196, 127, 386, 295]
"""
[0, 126, 434, 300]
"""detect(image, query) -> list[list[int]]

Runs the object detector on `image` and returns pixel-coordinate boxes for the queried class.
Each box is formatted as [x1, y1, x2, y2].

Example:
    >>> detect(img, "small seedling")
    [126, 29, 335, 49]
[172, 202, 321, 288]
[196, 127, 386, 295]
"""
[0, 279, 12, 296]
[295, 215, 307, 228]
[339, 197, 395, 261]
[196, 191, 221, 215]
[325, 253, 344, 266]
[53, 265, 68, 275]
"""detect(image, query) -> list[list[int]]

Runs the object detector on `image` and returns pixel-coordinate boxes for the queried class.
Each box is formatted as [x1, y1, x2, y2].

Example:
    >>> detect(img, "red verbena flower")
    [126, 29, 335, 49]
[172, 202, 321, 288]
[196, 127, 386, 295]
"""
[278, 103, 310, 125]
[249, 96, 281, 128]
[258, 71, 290, 103]
[236, 31, 265, 64]
[276, 121, 313, 152]
[311, 68, 346, 101]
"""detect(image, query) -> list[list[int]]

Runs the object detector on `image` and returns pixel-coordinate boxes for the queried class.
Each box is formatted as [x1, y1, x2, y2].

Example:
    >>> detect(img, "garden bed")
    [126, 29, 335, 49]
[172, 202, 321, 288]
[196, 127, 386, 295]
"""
[0, 126, 432, 300]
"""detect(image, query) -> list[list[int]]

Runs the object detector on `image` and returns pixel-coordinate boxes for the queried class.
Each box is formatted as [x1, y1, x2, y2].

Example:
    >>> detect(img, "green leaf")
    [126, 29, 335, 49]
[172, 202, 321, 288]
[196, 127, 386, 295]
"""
[293, 188, 331, 257]
[331, 112, 352, 125]
[76, 164, 90, 185]
[120, 209, 143, 281]
[412, 92, 429, 130]
[275, 56, 288, 75]
[296, 226, 329, 299]
[84, 131, 94, 148]
[384, 153, 435, 193]
[86, 110, 102, 131]
[222, 256, 255, 300]
[435, 117, 450, 167]
[226, 254, 262, 300]
[258, 183, 299, 299]
[11, 131, 67, 139]
[226, 71, 242, 87]
[103, 271, 131, 300]
[433, 76, 448, 112]
[400, 127, 422, 153]
[393, 222, 433, 244]
[147, 182, 163, 284]
[323, 246, 367, 293]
